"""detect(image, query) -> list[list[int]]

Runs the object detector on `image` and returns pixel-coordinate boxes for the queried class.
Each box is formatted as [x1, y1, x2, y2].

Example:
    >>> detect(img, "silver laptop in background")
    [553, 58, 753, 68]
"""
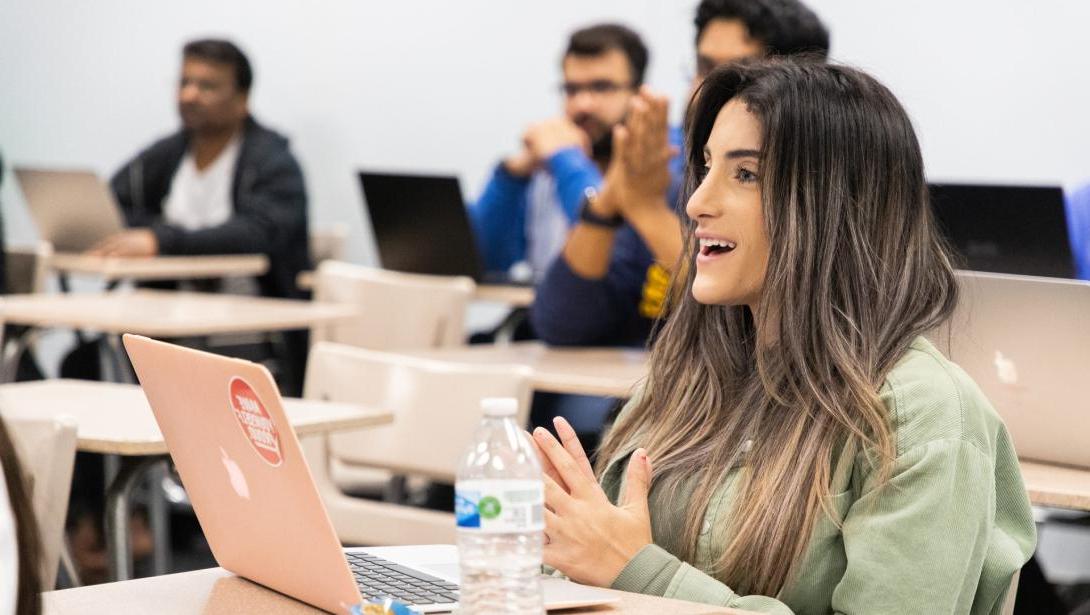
[14, 167, 126, 252]
[930, 271, 1090, 468]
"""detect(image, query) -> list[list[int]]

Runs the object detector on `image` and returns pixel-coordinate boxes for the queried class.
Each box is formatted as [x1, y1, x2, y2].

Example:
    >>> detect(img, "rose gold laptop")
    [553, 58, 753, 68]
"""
[122, 334, 616, 613]
[929, 271, 1090, 468]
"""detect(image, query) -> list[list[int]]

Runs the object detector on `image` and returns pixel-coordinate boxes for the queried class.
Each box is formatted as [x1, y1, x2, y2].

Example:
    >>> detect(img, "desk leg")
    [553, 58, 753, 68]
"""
[148, 463, 172, 576]
[105, 456, 165, 581]
[492, 308, 529, 346]
[0, 327, 35, 383]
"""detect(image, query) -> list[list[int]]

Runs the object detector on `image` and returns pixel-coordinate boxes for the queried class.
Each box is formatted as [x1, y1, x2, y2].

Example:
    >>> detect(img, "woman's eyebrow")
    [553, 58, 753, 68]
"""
[725, 148, 761, 159]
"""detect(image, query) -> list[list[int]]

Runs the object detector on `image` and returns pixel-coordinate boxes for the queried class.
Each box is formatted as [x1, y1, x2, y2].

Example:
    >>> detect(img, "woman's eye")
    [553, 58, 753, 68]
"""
[696, 164, 711, 181]
[736, 167, 758, 183]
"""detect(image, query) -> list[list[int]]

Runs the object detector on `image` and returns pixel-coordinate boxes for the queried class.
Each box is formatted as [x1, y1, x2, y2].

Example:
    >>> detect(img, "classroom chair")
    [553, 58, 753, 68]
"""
[3, 241, 53, 295]
[309, 261, 476, 494]
[299, 341, 532, 545]
[4, 413, 78, 589]
[310, 224, 349, 264]
[311, 260, 474, 350]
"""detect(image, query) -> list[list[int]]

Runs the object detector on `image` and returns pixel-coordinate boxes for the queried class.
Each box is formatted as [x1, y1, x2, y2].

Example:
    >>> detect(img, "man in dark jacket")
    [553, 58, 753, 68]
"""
[98, 38, 309, 300]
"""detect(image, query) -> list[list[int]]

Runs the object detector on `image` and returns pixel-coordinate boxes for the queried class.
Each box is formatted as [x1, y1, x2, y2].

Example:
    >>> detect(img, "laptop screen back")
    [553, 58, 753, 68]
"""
[15, 168, 126, 252]
[359, 171, 484, 280]
[929, 183, 1075, 278]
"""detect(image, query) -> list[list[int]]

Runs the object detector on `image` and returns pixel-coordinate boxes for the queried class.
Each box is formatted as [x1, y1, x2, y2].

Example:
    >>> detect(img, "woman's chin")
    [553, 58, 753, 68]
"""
[690, 281, 736, 306]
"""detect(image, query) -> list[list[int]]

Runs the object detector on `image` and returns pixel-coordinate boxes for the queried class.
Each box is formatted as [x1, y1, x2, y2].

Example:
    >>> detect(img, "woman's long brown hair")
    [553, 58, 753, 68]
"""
[597, 59, 958, 596]
[1, 417, 42, 614]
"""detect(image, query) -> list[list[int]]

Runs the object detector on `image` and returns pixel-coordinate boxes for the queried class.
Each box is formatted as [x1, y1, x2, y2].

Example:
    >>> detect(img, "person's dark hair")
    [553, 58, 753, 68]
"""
[1, 417, 42, 614]
[599, 58, 957, 595]
[564, 24, 649, 86]
[182, 38, 253, 93]
[695, 0, 829, 58]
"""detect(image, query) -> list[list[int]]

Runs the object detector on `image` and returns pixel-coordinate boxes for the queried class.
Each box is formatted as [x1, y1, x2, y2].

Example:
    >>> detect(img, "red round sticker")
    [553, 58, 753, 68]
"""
[228, 377, 283, 467]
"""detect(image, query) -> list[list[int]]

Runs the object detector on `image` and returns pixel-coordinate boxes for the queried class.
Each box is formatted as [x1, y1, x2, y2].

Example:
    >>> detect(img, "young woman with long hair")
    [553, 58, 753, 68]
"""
[1, 416, 42, 615]
[531, 59, 1036, 613]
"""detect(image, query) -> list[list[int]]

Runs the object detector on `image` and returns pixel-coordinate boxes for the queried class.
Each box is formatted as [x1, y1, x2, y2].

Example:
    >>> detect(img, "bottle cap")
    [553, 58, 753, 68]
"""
[480, 397, 518, 417]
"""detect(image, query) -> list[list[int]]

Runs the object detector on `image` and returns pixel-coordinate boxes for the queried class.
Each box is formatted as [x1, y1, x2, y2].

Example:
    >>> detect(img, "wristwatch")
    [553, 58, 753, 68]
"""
[579, 187, 624, 228]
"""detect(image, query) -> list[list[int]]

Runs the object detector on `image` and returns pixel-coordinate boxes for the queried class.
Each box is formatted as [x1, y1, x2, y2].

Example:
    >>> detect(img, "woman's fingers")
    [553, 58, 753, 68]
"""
[528, 431, 567, 491]
[543, 472, 576, 515]
[552, 417, 595, 479]
[533, 426, 598, 498]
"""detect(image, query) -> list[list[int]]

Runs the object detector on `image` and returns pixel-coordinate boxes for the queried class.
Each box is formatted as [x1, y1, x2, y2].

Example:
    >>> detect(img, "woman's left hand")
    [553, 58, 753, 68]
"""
[530, 417, 654, 587]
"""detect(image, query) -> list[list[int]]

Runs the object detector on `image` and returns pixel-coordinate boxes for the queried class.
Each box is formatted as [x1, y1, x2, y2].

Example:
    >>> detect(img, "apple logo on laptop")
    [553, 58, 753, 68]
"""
[220, 446, 251, 500]
[994, 351, 1019, 386]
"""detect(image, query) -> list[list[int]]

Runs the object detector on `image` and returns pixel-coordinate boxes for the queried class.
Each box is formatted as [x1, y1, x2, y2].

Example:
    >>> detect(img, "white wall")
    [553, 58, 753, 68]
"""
[2, 0, 1088, 264]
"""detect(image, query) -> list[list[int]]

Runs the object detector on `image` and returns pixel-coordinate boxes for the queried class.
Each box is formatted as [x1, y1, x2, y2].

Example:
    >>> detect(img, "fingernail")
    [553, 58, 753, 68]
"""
[533, 427, 548, 439]
[552, 416, 571, 433]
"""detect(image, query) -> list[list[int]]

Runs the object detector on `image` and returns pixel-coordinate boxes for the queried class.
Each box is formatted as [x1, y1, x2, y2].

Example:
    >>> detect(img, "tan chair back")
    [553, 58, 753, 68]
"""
[4, 241, 52, 294]
[301, 342, 532, 544]
[312, 260, 474, 350]
[310, 224, 349, 264]
[4, 414, 77, 589]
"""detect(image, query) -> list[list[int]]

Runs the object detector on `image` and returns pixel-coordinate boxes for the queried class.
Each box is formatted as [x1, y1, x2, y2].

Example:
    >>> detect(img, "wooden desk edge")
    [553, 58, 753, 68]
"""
[48, 254, 270, 281]
[76, 413, 393, 457]
[1020, 459, 1090, 511]
[41, 567, 750, 614]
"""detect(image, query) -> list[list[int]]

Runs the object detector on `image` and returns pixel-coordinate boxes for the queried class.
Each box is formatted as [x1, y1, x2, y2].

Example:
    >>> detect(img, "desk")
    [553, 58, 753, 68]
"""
[473, 284, 535, 308]
[49, 253, 269, 283]
[1020, 460, 1090, 512]
[297, 270, 535, 308]
[0, 289, 357, 338]
[405, 342, 648, 398]
[0, 380, 392, 581]
[42, 567, 749, 615]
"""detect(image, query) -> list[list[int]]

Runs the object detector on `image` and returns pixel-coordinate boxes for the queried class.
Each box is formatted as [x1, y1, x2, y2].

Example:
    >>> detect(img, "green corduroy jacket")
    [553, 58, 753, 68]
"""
[601, 337, 1036, 614]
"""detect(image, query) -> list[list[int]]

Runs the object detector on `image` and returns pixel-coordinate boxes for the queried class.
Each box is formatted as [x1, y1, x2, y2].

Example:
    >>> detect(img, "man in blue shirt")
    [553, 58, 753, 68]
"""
[470, 24, 652, 282]
[533, 0, 831, 347]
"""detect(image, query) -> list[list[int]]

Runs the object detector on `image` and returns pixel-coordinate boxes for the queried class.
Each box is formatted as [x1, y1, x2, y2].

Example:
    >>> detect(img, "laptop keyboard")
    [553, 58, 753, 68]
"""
[346, 552, 460, 606]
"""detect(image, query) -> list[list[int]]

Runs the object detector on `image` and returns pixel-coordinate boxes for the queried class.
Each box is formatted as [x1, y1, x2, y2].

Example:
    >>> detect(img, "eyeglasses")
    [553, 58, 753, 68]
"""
[559, 80, 634, 98]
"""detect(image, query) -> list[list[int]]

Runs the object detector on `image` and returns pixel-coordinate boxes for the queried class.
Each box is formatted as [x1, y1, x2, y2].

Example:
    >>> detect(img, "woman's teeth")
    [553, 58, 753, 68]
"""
[699, 238, 737, 255]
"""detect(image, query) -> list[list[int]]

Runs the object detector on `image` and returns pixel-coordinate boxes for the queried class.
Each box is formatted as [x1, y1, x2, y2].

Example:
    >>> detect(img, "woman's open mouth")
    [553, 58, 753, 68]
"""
[698, 237, 737, 257]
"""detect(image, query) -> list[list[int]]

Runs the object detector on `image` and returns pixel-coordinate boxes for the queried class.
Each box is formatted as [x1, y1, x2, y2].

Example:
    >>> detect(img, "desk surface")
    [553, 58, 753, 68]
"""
[0, 380, 390, 455]
[49, 253, 269, 282]
[1020, 460, 1090, 512]
[0, 289, 358, 337]
[471, 283, 535, 307]
[405, 341, 648, 398]
[297, 270, 535, 307]
[41, 567, 747, 615]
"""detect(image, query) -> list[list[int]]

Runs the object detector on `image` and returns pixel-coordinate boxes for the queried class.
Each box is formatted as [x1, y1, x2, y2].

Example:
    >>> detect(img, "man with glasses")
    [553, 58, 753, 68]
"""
[470, 23, 669, 282]
[533, 0, 829, 347]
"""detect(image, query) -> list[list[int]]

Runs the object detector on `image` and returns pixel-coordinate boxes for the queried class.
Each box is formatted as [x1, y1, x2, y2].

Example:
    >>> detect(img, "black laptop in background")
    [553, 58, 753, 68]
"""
[359, 171, 491, 281]
[929, 183, 1075, 278]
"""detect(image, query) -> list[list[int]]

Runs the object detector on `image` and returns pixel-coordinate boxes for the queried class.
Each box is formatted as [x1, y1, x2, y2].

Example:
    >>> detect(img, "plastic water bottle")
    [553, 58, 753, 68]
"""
[455, 398, 545, 614]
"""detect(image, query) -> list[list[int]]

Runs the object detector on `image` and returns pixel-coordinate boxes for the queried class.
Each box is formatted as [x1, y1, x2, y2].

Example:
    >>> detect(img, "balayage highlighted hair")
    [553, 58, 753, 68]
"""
[597, 58, 958, 596]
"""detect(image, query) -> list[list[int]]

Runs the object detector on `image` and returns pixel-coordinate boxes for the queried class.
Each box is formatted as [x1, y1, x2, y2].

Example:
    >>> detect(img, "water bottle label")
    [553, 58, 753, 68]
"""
[455, 480, 544, 532]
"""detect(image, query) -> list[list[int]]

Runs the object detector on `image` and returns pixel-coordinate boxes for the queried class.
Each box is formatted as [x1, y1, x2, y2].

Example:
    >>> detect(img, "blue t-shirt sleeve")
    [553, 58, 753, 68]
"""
[469, 163, 531, 273]
[545, 147, 603, 222]
[667, 125, 686, 212]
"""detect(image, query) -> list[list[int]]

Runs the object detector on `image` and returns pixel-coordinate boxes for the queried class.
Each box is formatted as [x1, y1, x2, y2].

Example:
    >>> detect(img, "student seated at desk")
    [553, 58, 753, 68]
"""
[96, 38, 310, 300]
[0, 416, 42, 615]
[531, 0, 828, 347]
[469, 24, 680, 283]
[530, 60, 1036, 613]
